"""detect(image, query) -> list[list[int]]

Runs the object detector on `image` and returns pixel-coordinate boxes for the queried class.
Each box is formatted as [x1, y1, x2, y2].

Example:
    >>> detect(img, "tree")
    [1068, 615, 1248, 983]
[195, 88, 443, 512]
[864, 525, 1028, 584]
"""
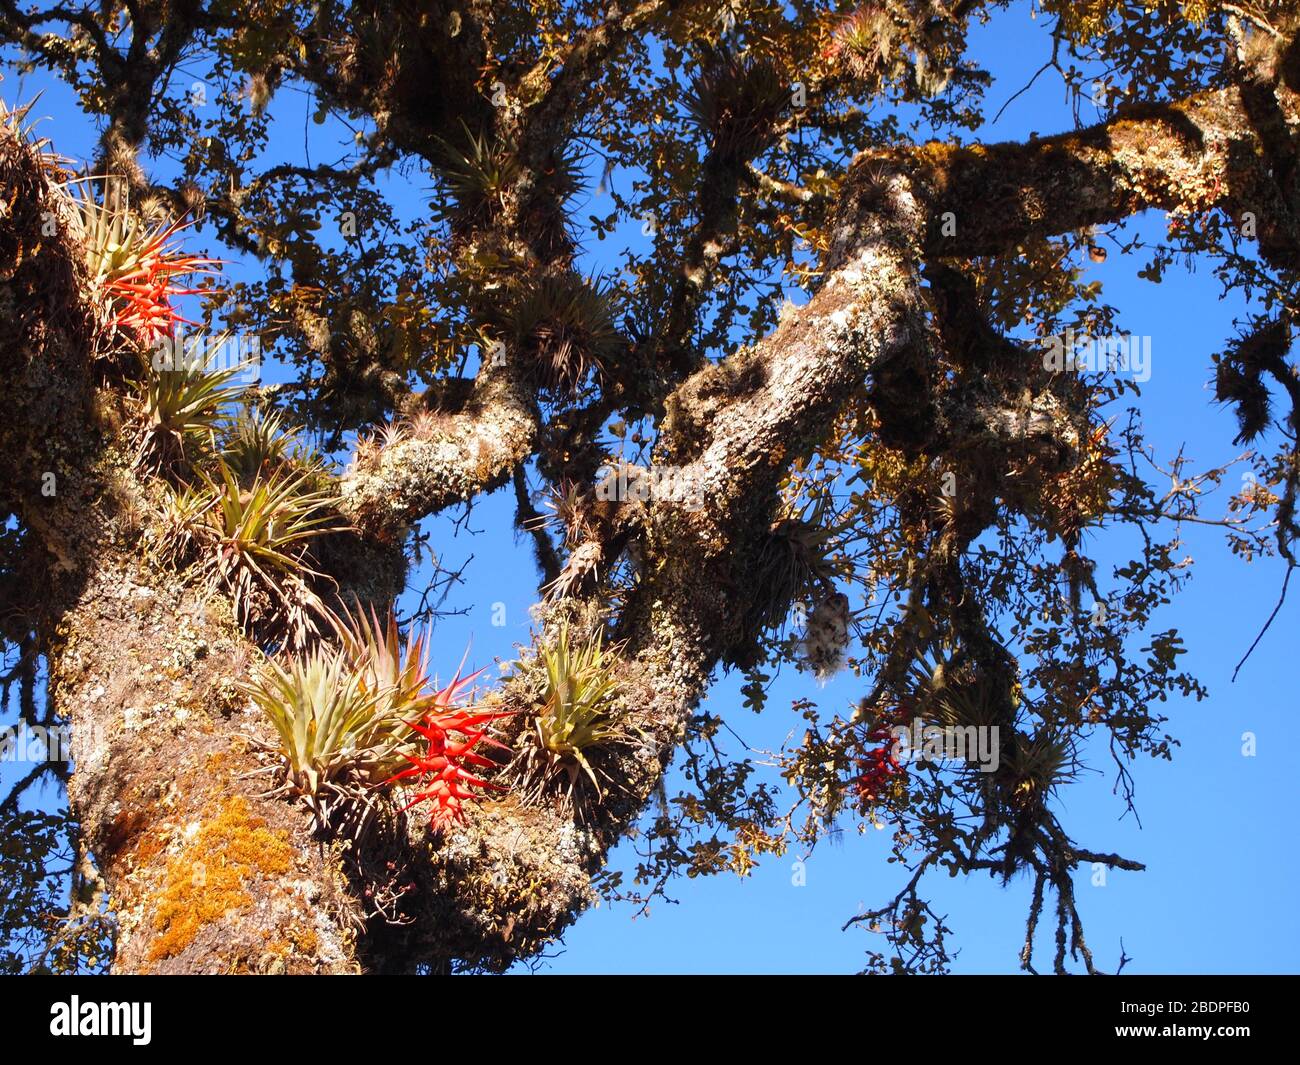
[0, 0, 1296, 975]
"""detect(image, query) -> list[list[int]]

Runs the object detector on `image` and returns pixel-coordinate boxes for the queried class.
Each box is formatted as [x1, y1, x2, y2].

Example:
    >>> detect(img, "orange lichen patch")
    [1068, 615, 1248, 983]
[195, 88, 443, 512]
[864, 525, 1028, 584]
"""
[131, 826, 169, 868]
[289, 927, 319, 955]
[148, 795, 294, 961]
[263, 926, 320, 967]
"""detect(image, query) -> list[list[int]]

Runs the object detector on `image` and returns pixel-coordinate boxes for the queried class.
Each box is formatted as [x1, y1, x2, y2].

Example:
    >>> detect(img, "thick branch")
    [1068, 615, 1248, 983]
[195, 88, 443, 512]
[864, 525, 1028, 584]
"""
[884, 74, 1300, 260]
[339, 365, 539, 539]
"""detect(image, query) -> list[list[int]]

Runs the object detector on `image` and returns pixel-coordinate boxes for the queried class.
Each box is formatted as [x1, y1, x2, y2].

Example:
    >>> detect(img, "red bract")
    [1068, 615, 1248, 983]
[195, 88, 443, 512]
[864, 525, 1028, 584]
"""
[104, 220, 221, 344]
[852, 710, 907, 807]
[385, 669, 512, 831]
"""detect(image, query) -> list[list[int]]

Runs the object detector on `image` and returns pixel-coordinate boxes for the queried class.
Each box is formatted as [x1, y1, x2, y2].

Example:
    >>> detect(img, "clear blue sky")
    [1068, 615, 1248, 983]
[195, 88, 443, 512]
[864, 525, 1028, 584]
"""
[2, 2, 1297, 974]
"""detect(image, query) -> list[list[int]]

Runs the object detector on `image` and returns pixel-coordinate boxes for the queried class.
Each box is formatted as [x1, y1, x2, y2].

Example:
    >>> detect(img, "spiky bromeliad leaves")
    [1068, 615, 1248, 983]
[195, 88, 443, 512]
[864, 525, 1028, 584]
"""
[334, 602, 502, 740]
[826, 5, 903, 84]
[242, 648, 393, 823]
[340, 610, 512, 833]
[188, 458, 344, 647]
[488, 271, 624, 396]
[431, 123, 522, 235]
[985, 729, 1079, 880]
[8, 0, 1299, 979]
[741, 503, 848, 650]
[135, 358, 246, 472]
[68, 180, 219, 345]
[507, 625, 633, 814]
[248, 603, 508, 831]
[220, 406, 305, 484]
[998, 729, 1076, 815]
[682, 46, 788, 163]
[432, 122, 583, 254]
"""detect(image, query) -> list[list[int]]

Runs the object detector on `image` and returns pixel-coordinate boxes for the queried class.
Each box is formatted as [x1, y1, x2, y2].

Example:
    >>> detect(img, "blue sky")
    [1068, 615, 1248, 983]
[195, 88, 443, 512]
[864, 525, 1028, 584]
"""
[2, 2, 1297, 974]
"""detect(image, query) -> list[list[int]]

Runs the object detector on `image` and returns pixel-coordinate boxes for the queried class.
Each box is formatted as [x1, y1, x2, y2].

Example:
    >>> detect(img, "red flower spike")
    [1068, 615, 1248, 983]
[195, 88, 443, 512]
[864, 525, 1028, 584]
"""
[851, 705, 909, 808]
[101, 218, 223, 345]
[383, 666, 513, 831]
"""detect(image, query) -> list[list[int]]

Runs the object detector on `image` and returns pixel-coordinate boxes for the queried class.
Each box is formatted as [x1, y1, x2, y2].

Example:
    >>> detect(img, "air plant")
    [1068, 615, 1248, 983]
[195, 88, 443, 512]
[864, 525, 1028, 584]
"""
[975, 726, 1080, 879]
[219, 406, 303, 484]
[334, 603, 445, 724]
[522, 145, 586, 257]
[746, 501, 848, 638]
[136, 359, 246, 472]
[488, 271, 624, 396]
[431, 121, 583, 255]
[535, 480, 591, 549]
[246, 602, 508, 830]
[68, 180, 220, 345]
[682, 46, 788, 163]
[384, 675, 510, 833]
[852, 706, 908, 810]
[195, 458, 344, 647]
[906, 643, 1014, 732]
[242, 648, 392, 822]
[155, 479, 214, 568]
[332, 603, 511, 831]
[997, 730, 1076, 814]
[508, 625, 632, 812]
[825, 5, 903, 84]
[353, 419, 408, 474]
[0, 98, 66, 174]
[431, 123, 522, 233]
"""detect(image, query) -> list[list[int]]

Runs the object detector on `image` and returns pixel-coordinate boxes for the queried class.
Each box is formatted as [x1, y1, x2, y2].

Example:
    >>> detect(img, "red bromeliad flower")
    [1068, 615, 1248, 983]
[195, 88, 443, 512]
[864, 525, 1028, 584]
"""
[852, 706, 908, 808]
[104, 219, 221, 345]
[385, 669, 512, 831]
[73, 186, 222, 346]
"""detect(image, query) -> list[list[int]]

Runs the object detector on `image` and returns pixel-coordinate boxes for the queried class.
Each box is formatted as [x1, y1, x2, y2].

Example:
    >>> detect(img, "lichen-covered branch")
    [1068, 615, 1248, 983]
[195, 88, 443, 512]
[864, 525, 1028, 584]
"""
[339, 365, 539, 539]
[885, 51, 1300, 260]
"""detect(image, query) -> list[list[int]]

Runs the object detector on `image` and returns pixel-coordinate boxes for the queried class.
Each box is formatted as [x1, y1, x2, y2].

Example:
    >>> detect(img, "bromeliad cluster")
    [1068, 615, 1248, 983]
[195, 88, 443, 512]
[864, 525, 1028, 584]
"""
[69, 179, 219, 346]
[245, 604, 510, 832]
[504, 624, 637, 817]
[154, 407, 343, 650]
[60, 173, 347, 650]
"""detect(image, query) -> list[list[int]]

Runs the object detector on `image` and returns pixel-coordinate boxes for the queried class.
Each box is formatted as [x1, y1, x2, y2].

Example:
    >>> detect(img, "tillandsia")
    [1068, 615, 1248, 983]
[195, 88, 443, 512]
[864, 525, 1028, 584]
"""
[135, 357, 247, 473]
[219, 406, 308, 484]
[384, 670, 511, 833]
[485, 270, 624, 396]
[333, 602, 512, 805]
[191, 459, 344, 648]
[67, 179, 220, 346]
[241, 647, 392, 822]
[506, 624, 635, 815]
[430, 119, 585, 258]
[245, 604, 510, 831]
[682, 46, 788, 164]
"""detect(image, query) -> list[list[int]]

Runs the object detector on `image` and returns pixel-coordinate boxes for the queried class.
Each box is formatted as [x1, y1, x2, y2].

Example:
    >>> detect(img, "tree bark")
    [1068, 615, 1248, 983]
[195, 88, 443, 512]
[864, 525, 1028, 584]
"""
[4, 17, 1300, 974]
